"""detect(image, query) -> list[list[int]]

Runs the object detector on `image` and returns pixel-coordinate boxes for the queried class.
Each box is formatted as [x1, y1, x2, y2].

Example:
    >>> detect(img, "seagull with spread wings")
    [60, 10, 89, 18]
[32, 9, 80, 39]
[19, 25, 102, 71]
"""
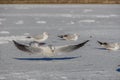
[13, 40, 89, 57]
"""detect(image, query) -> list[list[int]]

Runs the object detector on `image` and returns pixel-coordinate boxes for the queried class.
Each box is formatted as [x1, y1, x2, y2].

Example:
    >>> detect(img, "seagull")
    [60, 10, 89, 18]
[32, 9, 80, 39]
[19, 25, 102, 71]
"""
[97, 41, 120, 51]
[58, 33, 80, 41]
[26, 32, 49, 42]
[13, 40, 89, 57]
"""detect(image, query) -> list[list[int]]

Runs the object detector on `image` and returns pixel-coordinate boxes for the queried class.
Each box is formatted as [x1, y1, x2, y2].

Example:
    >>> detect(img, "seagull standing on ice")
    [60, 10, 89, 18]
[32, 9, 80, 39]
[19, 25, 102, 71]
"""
[13, 40, 89, 57]
[26, 32, 49, 42]
[97, 41, 120, 51]
[58, 33, 80, 41]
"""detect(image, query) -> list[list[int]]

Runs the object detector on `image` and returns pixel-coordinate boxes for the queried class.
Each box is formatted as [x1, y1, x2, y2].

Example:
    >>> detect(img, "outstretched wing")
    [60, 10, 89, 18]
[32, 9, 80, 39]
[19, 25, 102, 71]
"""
[29, 41, 46, 46]
[13, 40, 31, 52]
[13, 40, 42, 53]
[56, 40, 89, 53]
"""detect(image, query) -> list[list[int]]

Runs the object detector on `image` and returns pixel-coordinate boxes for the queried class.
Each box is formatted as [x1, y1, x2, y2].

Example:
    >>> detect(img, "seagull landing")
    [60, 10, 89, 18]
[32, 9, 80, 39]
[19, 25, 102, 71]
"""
[97, 41, 120, 51]
[13, 40, 89, 57]
[58, 33, 80, 41]
[26, 32, 49, 42]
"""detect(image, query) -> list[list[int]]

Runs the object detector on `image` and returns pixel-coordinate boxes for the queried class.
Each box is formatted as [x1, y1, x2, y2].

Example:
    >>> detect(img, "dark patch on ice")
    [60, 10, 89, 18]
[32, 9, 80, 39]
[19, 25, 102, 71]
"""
[58, 38, 66, 41]
[95, 48, 107, 50]
[13, 56, 80, 61]
[116, 68, 120, 72]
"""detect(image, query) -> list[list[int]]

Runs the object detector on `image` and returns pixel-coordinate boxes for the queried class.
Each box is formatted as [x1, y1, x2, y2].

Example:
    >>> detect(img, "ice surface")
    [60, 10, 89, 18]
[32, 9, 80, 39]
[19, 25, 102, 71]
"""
[0, 4, 120, 80]
[0, 31, 10, 34]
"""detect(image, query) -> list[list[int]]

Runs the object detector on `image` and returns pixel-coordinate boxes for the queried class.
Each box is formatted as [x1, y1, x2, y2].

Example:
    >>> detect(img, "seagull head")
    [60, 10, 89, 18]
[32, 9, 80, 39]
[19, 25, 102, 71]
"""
[48, 45, 55, 53]
[43, 32, 49, 36]
[75, 33, 80, 37]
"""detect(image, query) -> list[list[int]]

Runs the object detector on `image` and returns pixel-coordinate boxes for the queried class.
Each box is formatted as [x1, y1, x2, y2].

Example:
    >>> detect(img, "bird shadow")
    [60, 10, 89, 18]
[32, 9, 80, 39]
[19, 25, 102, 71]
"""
[13, 56, 80, 61]
[95, 48, 107, 50]
[58, 38, 66, 41]
[116, 68, 120, 72]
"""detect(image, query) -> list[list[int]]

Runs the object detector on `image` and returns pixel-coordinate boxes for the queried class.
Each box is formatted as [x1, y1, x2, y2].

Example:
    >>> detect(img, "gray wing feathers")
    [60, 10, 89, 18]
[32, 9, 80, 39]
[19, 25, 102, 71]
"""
[13, 40, 31, 52]
[13, 40, 42, 53]
[56, 40, 89, 52]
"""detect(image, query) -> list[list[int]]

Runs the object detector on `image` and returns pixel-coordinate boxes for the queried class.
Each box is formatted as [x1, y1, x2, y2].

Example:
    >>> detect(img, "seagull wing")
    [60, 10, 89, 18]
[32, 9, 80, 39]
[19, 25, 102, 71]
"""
[13, 40, 42, 53]
[55, 40, 89, 53]
[13, 40, 31, 52]
[29, 41, 46, 46]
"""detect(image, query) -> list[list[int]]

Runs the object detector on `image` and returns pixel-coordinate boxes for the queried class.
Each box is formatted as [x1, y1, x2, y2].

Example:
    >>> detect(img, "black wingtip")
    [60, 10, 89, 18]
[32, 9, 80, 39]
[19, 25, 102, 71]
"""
[97, 40, 104, 45]
[13, 40, 30, 52]
[85, 40, 89, 43]
[13, 40, 17, 44]
[76, 40, 89, 48]
[12, 40, 15, 42]
[13, 40, 21, 46]
[97, 41, 108, 45]
[13, 40, 21, 47]
[97, 40, 102, 44]
[81, 40, 89, 44]
[82, 40, 89, 45]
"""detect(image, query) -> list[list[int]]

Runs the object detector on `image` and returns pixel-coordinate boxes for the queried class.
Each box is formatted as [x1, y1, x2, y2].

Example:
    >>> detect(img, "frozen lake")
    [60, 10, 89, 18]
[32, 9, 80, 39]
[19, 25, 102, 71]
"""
[0, 4, 120, 80]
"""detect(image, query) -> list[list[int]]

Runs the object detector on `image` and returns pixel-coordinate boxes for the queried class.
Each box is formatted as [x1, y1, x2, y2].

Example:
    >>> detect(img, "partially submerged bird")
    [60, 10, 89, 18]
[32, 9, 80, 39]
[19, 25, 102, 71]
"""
[97, 41, 120, 51]
[26, 32, 49, 42]
[13, 40, 89, 57]
[58, 33, 80, 41]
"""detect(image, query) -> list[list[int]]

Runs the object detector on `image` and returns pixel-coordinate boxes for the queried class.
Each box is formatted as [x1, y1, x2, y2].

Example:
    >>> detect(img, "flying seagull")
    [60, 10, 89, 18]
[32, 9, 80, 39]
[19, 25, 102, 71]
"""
[13, 40, 89, 57]
[97, 41, 120, 51]
[58, 33, 80, 41]
[26, 32, 49, 42]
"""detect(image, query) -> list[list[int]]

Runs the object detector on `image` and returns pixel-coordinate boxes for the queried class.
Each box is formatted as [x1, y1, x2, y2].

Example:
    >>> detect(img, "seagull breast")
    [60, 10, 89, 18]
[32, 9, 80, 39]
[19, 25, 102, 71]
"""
[39, 46, 56, 56]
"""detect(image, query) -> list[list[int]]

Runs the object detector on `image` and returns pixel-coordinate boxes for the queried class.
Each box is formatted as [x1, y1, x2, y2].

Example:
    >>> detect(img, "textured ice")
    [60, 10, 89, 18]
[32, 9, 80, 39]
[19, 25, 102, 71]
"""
[15, 20, 24, 24]
[36, 21, 47, 24]
[0, 35, 33, 43]
[83, 9, 93, 13]
[78, 19, 95, 23]
[0, 4, 120, 80]
[0, 31, 10, 34]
